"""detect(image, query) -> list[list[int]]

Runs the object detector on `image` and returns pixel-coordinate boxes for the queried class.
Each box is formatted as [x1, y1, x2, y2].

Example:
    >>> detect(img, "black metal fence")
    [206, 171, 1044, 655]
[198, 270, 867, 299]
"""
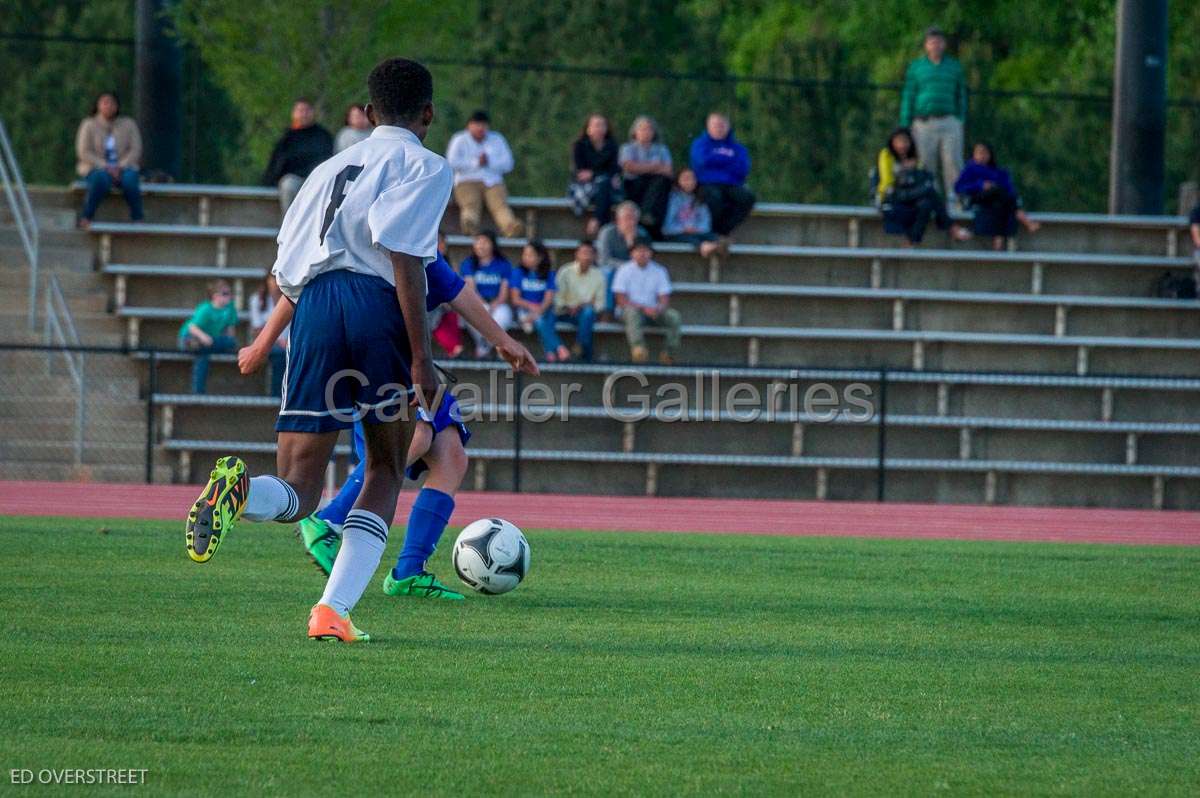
[1, 342, 898, 496]
[6, 342, 1199, 507]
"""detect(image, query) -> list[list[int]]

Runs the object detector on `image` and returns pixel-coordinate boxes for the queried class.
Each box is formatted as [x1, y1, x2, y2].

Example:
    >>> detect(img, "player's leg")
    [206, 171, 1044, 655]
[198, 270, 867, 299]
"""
[297, 422, 365, 575]
[185, 431, 336, 564]
[307, 267, 419, 640]
[383, 426, 468, 600]
[316, 416, 414, 622]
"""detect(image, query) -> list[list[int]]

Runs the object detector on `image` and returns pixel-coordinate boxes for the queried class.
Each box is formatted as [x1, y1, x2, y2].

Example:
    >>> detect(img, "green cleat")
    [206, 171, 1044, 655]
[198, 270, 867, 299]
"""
[296, 515, 341, 576]
[185, 456, 248, 563]
[382, 570, 465, 600]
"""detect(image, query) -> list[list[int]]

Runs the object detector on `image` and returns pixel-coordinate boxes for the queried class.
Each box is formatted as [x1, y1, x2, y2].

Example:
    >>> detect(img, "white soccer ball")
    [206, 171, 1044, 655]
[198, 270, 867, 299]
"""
[452, 518, 530, 595]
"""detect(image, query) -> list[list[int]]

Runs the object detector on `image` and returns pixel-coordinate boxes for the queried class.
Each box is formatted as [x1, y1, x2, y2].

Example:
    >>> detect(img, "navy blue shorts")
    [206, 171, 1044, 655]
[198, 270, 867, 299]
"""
[277, 269, 413, 434]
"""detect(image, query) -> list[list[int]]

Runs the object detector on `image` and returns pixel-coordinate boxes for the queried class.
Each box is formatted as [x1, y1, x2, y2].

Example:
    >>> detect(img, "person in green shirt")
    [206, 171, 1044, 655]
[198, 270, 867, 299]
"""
[900, 26, 967, 206]
[178, 279, 239, 394]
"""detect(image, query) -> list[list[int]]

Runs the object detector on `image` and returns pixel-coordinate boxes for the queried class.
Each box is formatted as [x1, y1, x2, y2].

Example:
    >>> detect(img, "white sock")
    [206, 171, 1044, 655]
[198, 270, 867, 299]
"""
[320, 509, 389, 616]
[242, 475, 299, 522]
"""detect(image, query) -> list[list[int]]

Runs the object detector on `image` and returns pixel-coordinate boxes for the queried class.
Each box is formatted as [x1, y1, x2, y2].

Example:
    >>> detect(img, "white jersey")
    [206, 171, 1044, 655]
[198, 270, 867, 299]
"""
[272, 125, 453, 301]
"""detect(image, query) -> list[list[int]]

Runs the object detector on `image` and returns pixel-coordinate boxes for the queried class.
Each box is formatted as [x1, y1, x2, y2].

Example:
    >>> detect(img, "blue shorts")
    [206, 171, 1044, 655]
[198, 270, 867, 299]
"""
[350, 396, 471, 480]
[276, 269, 413, 434]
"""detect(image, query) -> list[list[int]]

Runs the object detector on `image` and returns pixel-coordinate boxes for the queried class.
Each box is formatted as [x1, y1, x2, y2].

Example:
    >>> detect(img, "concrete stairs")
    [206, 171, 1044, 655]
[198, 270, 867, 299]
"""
[0, 189, 147, 481]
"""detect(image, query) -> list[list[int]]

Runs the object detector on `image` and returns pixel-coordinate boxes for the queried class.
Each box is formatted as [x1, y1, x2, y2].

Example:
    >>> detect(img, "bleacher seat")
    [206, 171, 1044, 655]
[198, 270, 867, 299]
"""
[68, 184, 1200, 508]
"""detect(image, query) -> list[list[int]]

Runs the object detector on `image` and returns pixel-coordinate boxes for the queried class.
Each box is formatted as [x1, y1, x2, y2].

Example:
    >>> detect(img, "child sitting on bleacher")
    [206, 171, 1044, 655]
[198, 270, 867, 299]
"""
[179, 279, 238, 395]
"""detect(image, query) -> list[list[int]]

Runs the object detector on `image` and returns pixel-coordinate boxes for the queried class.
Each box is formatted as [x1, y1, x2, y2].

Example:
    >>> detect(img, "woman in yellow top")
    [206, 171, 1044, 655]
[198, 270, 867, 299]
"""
[876, 127, 969, 246]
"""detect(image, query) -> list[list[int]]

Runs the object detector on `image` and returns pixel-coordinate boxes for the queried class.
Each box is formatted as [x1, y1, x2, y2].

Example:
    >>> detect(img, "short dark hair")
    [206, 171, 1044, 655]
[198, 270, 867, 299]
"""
[367, 58, 433, 123]
[576, 239, 596, 251]
[468, 109, 490, 124]
[632, 236, 654, 251]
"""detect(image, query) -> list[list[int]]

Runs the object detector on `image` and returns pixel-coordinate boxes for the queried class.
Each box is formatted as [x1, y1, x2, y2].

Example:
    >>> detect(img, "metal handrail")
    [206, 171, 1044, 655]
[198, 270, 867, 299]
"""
[42, 274, 84, 465]
[0, 118, 39, 329]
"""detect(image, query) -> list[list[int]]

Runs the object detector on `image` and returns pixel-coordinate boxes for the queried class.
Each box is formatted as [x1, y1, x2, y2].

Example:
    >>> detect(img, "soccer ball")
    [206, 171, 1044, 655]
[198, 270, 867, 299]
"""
[452, 518, 530, 595]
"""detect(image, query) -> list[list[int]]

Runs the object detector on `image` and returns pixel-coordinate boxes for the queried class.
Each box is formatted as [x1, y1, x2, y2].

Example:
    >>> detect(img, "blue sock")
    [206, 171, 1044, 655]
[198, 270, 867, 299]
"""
[392, 488, 455, 580]
[317, 459, 364, 526]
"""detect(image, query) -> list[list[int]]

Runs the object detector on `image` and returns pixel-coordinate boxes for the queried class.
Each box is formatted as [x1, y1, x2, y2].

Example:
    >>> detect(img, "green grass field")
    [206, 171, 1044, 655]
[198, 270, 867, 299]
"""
[1, 515, 1198, 795]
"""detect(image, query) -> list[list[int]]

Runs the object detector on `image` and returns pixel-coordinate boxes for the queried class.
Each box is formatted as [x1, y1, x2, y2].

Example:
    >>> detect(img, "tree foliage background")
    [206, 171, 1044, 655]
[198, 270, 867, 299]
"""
[2, 0, 1198, 211]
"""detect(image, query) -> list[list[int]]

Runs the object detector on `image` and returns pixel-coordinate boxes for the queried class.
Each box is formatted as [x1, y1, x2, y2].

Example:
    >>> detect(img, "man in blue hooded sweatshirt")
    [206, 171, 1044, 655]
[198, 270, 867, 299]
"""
[689, 112, 755, 237]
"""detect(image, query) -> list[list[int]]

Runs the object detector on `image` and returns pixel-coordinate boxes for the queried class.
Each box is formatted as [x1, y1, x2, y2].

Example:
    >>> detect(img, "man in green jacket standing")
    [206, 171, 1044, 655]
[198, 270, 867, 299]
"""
[900, 26, 967, 207]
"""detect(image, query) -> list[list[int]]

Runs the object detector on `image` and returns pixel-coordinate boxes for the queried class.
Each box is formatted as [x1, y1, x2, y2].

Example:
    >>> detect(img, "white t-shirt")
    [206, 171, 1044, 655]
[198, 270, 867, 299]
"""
[248, 292, 289, 345]
[612, 260, 672, 309]
[272, 125, 453, 301]
[445, 129, 515, 187]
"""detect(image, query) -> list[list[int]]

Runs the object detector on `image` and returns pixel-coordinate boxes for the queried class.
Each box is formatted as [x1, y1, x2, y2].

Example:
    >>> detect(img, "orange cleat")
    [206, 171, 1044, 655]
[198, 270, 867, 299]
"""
[307, 603, 370, 643]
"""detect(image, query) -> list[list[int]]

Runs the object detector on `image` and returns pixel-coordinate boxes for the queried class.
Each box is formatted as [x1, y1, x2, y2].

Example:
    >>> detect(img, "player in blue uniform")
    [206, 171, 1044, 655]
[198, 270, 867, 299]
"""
[239, 252, 537, 600]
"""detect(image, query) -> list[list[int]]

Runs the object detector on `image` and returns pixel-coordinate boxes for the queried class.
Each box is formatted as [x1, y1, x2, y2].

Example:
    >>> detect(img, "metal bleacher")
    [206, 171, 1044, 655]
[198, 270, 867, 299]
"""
[67, 181, 1200, 508]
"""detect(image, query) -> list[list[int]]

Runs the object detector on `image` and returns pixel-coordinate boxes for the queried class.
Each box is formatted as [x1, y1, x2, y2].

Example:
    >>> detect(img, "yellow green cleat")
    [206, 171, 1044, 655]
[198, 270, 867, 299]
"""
[185, 456, 248, 563]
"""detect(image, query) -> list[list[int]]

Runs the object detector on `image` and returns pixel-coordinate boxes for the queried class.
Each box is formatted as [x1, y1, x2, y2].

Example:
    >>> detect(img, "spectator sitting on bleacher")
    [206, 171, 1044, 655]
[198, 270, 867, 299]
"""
[613, 238, 682, 365]
[619, 115, 673, 237]
[552, 240, 605, 362]
[334, 103, 372, 152]
[954, 142, 1041, 250]
[179, 279, 238, 395]
[459, 230, 514, 358]
[262, 98, 333, 215]
[447, 110, 524, 237]
[597, 201, 648, 270]
[876, 127, 970, 246]
[690, 113, 756, 238]
[511, 240, 569, 362]
[248, 268, 288, 397]
[663, 167, 721, 258]
[569, 114, 621, 239]
[75, 91, 143, 229]
[430, 232, 465, 358]
[597, 201, 649, 314]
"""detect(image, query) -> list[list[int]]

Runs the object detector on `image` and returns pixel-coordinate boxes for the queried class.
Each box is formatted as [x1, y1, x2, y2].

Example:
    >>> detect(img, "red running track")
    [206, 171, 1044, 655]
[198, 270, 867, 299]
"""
[0, 480, 1197, 545]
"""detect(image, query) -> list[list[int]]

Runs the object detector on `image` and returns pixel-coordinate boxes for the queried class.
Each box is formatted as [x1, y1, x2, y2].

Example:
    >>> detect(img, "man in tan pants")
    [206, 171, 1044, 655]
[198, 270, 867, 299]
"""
[446, 110, 524, 236]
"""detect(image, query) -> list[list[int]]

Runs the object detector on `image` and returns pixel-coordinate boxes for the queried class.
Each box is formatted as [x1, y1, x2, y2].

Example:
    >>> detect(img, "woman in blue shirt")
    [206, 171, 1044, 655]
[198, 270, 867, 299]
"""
[954, 141, 1041, 250]
[459, 230, 514, 358]
[510, 239, 567, 362]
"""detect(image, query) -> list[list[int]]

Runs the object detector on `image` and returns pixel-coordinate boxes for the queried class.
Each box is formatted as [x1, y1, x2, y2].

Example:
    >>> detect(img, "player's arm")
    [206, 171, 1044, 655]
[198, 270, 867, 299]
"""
[450, 289, 539, 375]
[238, 297, 294, 374]
[389, 251, 439, 408]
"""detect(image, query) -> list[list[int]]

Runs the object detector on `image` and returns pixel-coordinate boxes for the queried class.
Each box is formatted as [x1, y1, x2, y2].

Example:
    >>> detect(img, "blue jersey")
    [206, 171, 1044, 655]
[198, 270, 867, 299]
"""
[426, 254, 465, 310]
[460, 255, 512, 301]
[513, 267, 555, 304]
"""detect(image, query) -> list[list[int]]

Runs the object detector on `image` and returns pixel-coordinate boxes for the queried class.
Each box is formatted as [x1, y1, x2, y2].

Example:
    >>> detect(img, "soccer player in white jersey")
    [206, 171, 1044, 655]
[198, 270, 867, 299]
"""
[184, 58, 451, 643]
